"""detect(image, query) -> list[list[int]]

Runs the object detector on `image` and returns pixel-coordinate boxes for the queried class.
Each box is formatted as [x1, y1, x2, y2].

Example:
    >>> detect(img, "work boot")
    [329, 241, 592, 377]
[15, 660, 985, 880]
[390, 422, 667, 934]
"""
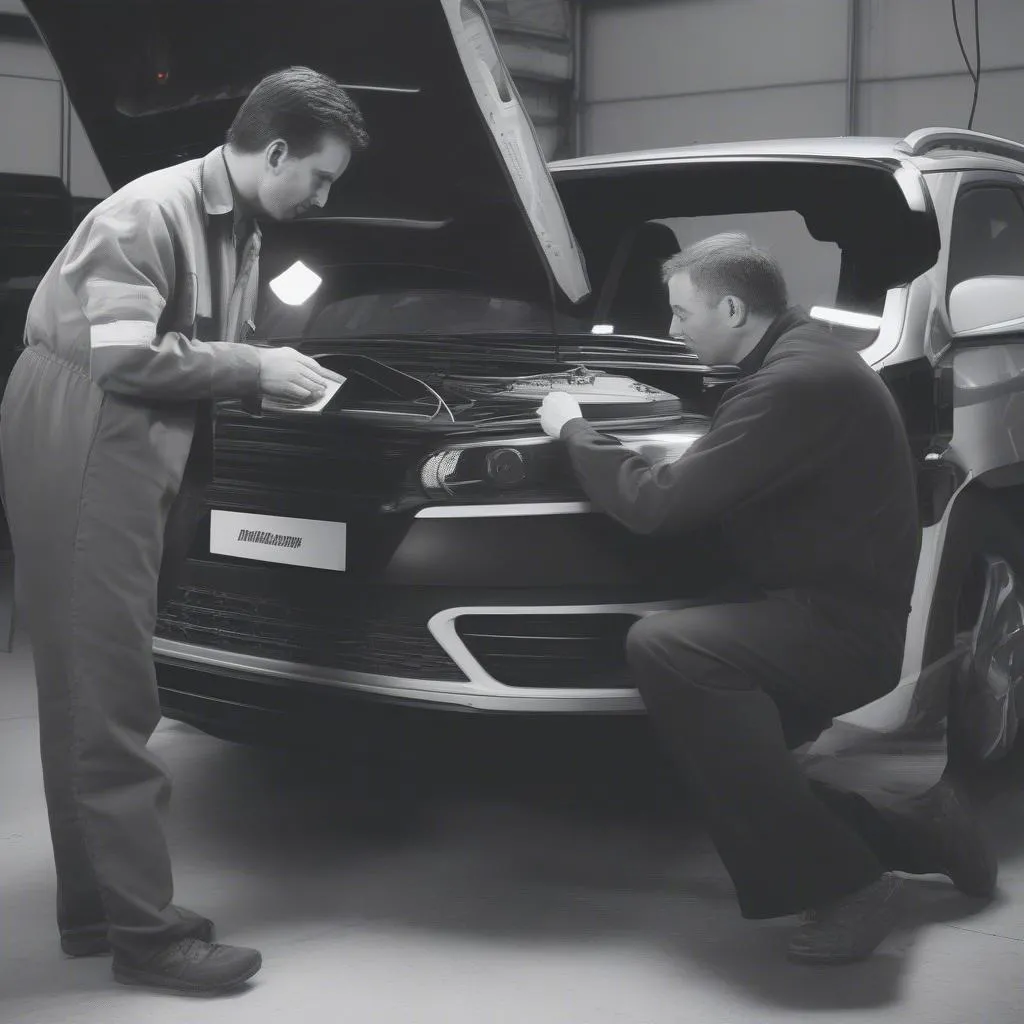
[61, 906, 214, 958]
[112, 936, 262, 995]
[896, 780, 998, 899]
[787, 872, 903, 966]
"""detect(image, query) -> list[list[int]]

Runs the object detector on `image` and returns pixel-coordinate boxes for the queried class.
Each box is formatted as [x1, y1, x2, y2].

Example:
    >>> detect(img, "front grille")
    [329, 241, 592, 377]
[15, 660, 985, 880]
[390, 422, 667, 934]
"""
[211, 412, 430, 515]
[157, 583, 465, 681]
[455, 613, 637, 689]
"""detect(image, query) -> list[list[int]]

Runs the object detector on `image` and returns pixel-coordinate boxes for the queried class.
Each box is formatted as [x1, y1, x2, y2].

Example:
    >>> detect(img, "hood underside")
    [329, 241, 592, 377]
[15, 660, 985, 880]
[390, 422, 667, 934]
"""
[22, 0, 590, 307]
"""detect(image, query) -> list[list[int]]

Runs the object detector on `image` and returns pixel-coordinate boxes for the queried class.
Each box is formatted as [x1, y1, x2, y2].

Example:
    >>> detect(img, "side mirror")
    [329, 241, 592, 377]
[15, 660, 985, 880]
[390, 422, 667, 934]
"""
[949, 276, 1024, 337]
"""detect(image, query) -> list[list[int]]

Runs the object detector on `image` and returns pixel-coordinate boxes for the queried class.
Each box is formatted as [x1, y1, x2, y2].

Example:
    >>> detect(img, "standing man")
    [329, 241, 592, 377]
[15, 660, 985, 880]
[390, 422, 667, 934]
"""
[539, 232, 996, 965]
[0, 66, 367, 995]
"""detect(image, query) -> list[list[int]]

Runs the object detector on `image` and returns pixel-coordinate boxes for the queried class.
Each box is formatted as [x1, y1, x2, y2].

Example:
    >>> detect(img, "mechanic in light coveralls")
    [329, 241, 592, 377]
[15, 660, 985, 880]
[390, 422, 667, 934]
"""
[0, 67, 367, 996]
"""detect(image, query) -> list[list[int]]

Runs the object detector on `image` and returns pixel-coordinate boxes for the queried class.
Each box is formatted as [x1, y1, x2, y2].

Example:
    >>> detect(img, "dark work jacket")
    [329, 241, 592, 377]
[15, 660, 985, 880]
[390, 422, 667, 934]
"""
[561, 308, 921, 620]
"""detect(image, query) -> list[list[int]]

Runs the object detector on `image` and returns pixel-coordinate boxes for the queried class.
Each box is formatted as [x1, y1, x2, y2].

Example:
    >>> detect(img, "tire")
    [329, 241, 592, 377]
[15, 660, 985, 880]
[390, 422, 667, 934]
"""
[947, 555, 1024, 769]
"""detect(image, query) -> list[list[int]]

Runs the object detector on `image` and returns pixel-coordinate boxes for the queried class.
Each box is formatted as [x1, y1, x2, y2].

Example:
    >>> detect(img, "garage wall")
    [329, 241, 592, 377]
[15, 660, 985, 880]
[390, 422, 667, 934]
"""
[582, 0, 849, 153]
[484, 0, 576, 159]
[582, 0, 1024, 155]
[0, 0, 110, 197]
[856, 0, 1024, 140]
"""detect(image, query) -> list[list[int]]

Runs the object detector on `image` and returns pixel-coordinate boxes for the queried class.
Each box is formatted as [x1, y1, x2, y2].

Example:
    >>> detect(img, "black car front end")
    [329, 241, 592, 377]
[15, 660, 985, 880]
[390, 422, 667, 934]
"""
[153, 336, 729, 736]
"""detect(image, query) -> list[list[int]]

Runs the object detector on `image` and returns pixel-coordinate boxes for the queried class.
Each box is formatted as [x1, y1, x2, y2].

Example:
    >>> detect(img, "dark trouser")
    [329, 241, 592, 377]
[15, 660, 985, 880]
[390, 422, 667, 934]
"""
[0, 349, 211, 958]
[626, 586, 918, 920]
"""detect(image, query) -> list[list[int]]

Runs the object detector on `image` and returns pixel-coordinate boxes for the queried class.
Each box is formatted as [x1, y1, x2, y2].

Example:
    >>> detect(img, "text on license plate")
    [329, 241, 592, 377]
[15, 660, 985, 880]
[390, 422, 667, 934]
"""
[208, 511, 347, 571]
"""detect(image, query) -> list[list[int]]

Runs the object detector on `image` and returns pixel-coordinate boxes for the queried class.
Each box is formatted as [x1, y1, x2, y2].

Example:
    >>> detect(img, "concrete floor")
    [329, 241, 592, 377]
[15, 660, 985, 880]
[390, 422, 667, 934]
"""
[2, 626, 1024, 1024]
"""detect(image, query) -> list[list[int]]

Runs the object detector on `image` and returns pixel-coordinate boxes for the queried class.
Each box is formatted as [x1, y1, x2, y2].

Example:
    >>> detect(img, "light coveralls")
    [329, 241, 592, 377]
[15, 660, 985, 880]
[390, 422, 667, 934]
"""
[0, 147, 263, 955]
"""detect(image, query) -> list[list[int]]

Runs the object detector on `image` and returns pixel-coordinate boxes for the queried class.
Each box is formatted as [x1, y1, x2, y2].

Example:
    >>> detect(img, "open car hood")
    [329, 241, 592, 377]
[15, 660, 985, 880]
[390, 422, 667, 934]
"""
[22, 0, 590, 307]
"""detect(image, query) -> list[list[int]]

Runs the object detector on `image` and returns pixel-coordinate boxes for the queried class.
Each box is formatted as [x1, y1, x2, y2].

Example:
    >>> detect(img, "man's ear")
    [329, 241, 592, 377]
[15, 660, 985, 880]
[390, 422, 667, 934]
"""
[266, 140, 289, 171]
[723, 295, 748, 326]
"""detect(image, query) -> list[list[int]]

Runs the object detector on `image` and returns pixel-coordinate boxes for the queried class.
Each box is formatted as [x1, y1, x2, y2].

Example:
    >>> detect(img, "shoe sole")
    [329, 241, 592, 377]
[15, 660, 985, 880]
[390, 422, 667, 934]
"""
[112, 954, 262, 996]
[786, 942, 888, 966]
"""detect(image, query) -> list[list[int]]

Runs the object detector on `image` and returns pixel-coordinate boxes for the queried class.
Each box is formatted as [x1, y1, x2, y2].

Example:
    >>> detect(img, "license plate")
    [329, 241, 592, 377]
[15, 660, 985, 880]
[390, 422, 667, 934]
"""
[209, 511, 347, 571]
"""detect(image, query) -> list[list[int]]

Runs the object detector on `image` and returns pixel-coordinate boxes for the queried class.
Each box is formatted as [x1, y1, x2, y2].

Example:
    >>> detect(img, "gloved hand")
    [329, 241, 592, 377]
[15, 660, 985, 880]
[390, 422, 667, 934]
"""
[538, 391, 584, 439]
[257, 347, 345, 404]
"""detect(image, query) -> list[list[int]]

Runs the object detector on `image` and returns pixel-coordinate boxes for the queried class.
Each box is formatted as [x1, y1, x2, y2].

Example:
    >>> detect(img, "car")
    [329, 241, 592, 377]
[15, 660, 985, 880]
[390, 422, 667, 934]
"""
[17, 0, 1024, 763]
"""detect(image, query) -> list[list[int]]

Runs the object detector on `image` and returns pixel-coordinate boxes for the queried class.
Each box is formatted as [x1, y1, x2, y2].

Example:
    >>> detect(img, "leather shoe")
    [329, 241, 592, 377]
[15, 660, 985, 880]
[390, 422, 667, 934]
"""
[788, 872, 903, 965]
[112, 937, 262, 995]
[61, 907, 214, 958]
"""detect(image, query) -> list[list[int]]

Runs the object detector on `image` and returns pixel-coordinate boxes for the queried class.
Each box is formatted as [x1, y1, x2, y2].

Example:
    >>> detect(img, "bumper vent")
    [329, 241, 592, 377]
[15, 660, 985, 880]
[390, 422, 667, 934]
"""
[454, 613, 637, 689]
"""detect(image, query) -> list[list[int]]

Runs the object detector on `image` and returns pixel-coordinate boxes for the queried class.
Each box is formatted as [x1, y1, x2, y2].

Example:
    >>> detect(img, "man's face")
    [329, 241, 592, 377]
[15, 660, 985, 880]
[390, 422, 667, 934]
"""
[667, 271, 737, 365]
[258, 135, 353, 221]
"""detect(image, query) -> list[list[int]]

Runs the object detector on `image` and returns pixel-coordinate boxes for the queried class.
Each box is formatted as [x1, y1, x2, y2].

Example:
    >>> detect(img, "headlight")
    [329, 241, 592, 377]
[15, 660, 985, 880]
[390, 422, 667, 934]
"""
[418, 424, 706, 500]
[420, 446, 529, 497]
[420, 449, 464, 495]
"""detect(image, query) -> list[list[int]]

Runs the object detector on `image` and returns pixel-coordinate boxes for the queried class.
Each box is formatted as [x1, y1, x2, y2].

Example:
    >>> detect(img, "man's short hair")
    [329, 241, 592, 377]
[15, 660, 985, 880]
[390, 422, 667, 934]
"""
[661, 232, 788, 317]
[227, 66, 370, 157]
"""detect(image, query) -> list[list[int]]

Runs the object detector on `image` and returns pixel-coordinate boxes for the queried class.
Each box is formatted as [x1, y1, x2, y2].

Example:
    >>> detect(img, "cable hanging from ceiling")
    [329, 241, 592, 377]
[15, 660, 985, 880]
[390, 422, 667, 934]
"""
[951, 0, 982, 130]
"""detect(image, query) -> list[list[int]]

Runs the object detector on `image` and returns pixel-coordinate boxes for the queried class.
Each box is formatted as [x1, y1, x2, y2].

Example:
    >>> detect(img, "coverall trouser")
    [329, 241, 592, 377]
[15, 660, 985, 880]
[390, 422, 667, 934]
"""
[0, 347, 211, 957]
[626, 586, 935, 920]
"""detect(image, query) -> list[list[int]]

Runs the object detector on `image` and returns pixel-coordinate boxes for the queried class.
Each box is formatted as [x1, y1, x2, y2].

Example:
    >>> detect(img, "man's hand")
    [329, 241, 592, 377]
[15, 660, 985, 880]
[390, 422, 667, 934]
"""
[257, 347, 345, 404]
[538, 391, 584, 439]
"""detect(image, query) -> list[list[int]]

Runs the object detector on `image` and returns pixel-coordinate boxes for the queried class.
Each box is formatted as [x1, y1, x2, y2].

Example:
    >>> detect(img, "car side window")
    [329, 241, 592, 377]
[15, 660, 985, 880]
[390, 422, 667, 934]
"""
[947, 186, 1024, 296]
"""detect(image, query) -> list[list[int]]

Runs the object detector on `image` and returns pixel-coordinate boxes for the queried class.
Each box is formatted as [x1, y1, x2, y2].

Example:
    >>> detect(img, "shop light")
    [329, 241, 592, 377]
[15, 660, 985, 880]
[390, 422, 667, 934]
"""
[809, 306, 883, 330]
[269, 261, 323, 306]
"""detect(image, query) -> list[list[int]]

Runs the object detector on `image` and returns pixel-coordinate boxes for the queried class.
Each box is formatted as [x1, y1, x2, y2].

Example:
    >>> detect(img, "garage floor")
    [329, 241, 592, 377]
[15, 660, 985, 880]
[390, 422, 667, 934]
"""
[2, 627, 1024, 1024]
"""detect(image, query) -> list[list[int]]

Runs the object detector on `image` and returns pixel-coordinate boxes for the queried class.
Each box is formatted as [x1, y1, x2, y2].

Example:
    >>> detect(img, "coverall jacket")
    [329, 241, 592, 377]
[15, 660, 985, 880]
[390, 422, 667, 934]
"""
[0, 146, 264, 955]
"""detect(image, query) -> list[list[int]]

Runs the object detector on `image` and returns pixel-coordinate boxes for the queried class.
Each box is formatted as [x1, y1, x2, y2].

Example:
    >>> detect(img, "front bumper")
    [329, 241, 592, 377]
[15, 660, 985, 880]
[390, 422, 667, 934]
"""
[153, 596, 691, 718]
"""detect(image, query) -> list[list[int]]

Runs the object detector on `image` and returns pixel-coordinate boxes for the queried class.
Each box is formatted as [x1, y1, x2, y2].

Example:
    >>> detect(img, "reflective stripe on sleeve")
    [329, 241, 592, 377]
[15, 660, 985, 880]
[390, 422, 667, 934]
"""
[90, 320, 158, 348]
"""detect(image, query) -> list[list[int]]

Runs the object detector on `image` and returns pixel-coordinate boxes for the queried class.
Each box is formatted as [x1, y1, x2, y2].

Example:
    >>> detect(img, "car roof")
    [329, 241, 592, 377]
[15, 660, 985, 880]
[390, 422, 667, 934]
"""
[550, 129, 1024, 177]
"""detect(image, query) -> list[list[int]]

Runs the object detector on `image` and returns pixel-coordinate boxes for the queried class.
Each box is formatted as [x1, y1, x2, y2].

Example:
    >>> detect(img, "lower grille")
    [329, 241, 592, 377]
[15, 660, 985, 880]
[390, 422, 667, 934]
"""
[454, 613, 637, 689]
[156, 584, 465, 681]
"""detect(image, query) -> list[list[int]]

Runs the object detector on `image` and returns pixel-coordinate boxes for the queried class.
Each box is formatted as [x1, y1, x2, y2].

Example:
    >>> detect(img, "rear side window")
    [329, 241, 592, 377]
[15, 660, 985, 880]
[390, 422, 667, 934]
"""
[947, 186, 1024, 295]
